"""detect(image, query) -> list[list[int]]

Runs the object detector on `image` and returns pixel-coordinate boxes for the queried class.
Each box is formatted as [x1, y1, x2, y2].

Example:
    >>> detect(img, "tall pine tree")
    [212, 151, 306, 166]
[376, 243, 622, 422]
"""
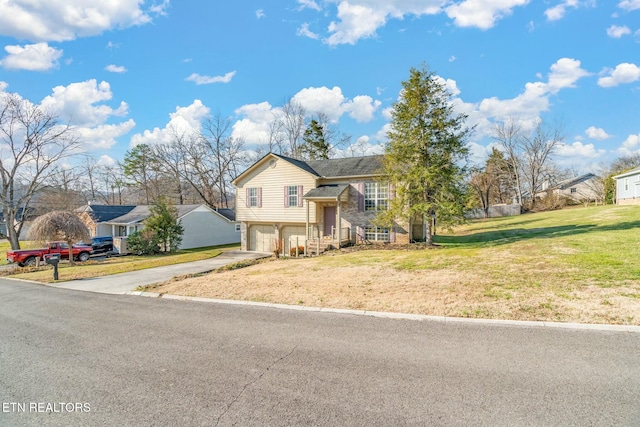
[378, 64, 472, 245]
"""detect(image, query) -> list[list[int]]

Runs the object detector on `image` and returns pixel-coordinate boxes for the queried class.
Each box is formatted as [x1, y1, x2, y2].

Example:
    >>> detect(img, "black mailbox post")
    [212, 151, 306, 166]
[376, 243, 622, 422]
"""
[44, 254, 60, 280]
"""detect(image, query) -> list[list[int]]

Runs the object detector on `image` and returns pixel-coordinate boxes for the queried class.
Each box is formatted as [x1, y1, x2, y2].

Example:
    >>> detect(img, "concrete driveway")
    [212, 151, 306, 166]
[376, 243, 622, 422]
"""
[47, 250, 270, 295]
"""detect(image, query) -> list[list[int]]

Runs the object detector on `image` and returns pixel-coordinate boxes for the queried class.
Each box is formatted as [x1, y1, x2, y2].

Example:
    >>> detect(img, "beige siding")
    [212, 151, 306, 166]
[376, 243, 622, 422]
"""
[282, 225, 306, 255]
[235, 156, 317, 223]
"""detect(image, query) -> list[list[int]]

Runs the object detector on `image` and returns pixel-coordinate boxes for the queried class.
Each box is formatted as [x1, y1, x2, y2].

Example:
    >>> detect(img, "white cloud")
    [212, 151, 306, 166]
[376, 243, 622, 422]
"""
[448, 58, 590, 140]
[618, 0, 640, 11]
[326, 2, 390, 45]
[232, 102, 275, 145]
[607, 24, 631, 38]
[105, 64, 127, 73]
[0, 43, 62, 71]
[446, 0, 530, 30]
[298, 0, 322, 11]
[0, 0, 168, 42]
[545, 1, 596, 21]
[598, 63, 640, 87]
[97, 154, 116, 167]
[76, 119, 136, 150]
[556, 141, 605, 158]
[40, 80, 128, 128]
[291, 86, 381, 122]
[585, 126, 611, 140]
[232, 87, 381, 146]
[545, 57, 590, 93]
[130, 100, 211, 147]
[256, 9, 265, 19]
[185, 71, 236, 85]
[347, 95, 382, 122]
[617, 133, 640, 156]
[433, 76, 461, 96]
[449, 55, 457, 62]
[297, 23, 320, 39]
[13, 79, 136, 153]
[304, 1, 530, 45]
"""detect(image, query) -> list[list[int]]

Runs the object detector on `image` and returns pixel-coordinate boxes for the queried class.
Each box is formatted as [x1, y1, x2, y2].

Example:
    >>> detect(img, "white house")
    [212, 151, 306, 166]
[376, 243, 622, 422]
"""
[613, 166, 640, 205]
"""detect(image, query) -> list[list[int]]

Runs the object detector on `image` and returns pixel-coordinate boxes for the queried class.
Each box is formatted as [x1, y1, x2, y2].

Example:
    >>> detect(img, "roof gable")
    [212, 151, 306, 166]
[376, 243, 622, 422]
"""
[613, 165, 640, 180]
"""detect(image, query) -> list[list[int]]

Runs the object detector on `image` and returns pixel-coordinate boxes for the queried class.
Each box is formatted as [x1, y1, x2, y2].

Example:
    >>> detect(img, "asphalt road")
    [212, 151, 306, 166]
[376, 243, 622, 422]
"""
[1, 280, 639, 427]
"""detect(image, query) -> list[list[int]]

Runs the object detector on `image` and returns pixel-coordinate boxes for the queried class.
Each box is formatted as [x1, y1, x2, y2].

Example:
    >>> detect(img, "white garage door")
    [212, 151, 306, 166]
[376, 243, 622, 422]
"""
[282, 226, 306, 255]
[249, 225, 276, 252]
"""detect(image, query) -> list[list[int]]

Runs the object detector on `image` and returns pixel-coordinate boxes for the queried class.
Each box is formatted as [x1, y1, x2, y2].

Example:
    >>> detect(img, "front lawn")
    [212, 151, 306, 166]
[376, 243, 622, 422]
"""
[149, 205, 640, 325]
[3, 244, 240, 282]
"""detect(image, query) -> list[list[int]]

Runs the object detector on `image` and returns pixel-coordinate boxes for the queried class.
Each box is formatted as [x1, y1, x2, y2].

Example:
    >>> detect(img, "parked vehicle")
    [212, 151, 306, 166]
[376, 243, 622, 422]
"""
[90, 236, 114, 254]
[6, 242, 93, 267]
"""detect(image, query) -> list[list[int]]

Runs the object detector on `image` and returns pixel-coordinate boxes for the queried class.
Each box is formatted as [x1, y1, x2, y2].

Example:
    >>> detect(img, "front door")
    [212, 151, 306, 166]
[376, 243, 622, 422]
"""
[324, 206, 336, 237]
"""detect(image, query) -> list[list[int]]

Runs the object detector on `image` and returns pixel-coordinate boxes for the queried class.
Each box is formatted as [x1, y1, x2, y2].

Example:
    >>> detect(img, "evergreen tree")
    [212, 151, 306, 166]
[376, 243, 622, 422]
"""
[378, 64, 472, 245]
[144, 197, 184, 252]
[302, 119, 330, 160]
[123, 144, 160, 204]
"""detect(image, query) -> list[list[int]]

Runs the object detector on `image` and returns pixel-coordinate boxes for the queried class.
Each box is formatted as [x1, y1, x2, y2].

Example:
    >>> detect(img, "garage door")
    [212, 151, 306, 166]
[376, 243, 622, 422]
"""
[249, 225, 276, 252]
[282, 226, 306, 255]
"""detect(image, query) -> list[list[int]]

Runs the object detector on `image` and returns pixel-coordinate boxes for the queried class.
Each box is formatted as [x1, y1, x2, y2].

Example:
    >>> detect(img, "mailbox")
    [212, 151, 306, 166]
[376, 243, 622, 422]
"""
[44, 254, 60, 280]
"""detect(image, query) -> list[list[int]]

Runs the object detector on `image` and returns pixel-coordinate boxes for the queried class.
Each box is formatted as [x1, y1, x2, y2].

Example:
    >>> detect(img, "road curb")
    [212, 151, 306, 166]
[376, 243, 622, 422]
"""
[123, 291, 640, 333]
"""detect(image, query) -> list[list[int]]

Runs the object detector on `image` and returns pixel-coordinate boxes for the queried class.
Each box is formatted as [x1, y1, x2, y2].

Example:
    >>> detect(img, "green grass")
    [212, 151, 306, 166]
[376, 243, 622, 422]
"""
[315, 205, 640, 289]
[3, 243, 240, 283]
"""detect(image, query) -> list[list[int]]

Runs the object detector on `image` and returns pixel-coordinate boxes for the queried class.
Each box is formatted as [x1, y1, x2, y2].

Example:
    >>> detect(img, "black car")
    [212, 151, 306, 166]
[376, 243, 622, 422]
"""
[90, 236, 114, 254]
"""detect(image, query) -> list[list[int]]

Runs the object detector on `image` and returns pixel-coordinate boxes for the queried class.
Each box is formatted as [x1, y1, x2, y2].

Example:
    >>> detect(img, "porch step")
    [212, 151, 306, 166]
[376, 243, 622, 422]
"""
[306, 240, 338, 255]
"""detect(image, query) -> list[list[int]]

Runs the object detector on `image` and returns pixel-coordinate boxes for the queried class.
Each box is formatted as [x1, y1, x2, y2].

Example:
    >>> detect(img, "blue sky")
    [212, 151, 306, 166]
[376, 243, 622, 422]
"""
[1, 0, 639, 172]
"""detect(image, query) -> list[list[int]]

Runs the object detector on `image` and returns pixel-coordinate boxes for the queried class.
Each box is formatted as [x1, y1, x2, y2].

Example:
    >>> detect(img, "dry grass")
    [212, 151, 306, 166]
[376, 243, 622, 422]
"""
[152, 251, 640, 325]
[150, 206, 640, 325]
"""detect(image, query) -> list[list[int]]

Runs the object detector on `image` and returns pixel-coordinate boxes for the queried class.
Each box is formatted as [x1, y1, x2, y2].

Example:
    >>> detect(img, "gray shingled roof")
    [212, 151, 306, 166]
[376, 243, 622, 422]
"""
[303, 184, 349, 199]
[216, 208, 236, 221]
[79, 205, 136, 222]
[553, 173, 596, 190]
[307, 155, 384, 177]
[107, 204, 202, 224]
[274, 154, 384, 178]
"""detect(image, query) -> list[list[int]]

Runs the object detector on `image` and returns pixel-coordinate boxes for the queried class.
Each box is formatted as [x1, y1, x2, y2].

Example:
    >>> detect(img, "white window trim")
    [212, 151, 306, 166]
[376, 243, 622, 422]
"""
[288, 186, 298, 207]
[248, 187, 258, 207]
[365, 226, 389, 242]
[364, 182, 389, 211]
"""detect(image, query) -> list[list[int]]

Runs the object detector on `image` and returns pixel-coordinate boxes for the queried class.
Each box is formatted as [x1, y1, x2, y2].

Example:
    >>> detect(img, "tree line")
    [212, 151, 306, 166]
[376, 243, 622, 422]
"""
[0, 91, 362, 249]
[2, 66, 638, 250]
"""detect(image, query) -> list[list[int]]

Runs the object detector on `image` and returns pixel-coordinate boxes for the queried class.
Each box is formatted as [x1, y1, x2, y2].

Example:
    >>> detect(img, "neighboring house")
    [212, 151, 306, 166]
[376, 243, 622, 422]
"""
[613, 166, 640, 205]
[536, 173, 600, 203]
[0, 207, 36, 240]
[232, 153, 426, 254]
[76, 204, 137, 237]
[105, 204, 240, 250]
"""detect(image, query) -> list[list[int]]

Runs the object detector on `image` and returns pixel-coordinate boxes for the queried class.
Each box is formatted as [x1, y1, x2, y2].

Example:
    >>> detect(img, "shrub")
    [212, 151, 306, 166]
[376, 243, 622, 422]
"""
[289, 246, 305, 257]
[127, 230, 161, 255]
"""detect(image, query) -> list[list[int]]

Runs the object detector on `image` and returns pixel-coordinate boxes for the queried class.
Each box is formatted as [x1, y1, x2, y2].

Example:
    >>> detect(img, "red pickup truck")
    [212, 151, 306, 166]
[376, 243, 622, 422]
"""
[6, 242, 93, 267]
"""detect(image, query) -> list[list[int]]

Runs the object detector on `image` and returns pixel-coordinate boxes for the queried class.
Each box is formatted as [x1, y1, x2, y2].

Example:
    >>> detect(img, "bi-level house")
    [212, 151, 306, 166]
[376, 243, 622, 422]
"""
[232, 153, 425, 254]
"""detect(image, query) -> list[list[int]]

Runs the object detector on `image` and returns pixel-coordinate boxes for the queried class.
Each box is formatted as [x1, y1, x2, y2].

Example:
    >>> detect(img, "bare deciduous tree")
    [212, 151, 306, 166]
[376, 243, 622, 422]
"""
[492, 119, 563, 209]
[0, 93, 82, 249]
[28, 210, 90, 265]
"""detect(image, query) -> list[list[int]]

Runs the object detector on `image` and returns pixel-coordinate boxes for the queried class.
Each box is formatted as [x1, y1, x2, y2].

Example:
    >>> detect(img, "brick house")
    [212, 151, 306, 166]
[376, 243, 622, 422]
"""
[232, 153, 425, 254]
